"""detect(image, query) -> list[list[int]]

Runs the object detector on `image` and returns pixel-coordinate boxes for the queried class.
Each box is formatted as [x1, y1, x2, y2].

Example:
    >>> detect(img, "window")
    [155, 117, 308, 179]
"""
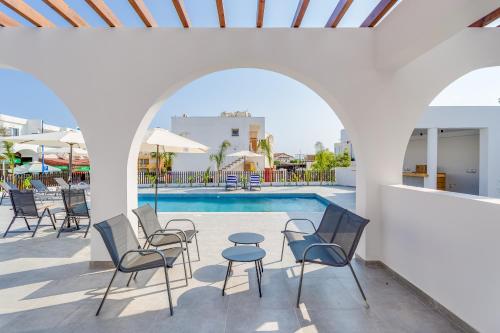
[9, 128, 19, 136]
[231, 128, 239, 136]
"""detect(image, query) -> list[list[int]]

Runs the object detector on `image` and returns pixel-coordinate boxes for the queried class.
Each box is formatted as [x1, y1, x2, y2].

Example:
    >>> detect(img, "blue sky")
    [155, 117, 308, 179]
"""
[0, 1, 499, 154]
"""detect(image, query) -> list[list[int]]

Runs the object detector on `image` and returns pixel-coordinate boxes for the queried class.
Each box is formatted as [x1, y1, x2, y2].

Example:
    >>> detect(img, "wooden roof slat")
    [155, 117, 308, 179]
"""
[256, 0, 265, 28]
[129, 0, 156, 27]
[42, 0, 89, 28]
[172, 0, 190, 28]
[85, 0, 122, 28]
[469, 7, 500, 27]
[291, 0, 310, 28]
[216, 0, 225, 28]
[360, 0, 397, 28]
[0, 10, 21, 26]
[0, 0, 55, 27]
[325, 0, 352, 28]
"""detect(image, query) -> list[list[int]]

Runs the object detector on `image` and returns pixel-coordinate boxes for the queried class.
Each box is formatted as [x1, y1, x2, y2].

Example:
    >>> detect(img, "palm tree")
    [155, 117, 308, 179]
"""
[258, 136, 273, 168]
[1, 140, 16, 177]
[150, 151, 176, 172]
[210, 140, 231, 185]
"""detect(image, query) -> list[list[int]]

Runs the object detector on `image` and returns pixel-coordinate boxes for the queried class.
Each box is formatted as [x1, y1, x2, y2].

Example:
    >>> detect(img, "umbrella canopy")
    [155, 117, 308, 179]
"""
[228, 150, 262, 158]
[0, 130, 85, 148]
[140, 128, 209, 154]
[44, 147, 88, 156]
[13, 162, 60, 175]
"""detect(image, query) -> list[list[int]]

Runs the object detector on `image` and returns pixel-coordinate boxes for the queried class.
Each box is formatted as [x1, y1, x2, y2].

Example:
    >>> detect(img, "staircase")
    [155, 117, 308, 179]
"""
[221, 157, 244, 171]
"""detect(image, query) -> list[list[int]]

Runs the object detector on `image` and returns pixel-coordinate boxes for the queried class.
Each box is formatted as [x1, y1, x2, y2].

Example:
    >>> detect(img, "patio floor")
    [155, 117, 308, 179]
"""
[0, 187, 465, 332]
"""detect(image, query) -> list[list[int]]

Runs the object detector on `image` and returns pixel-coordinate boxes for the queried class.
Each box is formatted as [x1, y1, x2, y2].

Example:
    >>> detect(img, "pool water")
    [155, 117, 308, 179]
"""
[138, 193, 330, 212]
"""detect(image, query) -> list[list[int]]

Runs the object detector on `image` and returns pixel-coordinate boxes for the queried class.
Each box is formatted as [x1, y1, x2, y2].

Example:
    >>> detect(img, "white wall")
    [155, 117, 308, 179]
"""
[403, 129, 480, 195]
[335, 167, 356, 187]
[171, 116, 265, 171]
[381, 185, 500, 333]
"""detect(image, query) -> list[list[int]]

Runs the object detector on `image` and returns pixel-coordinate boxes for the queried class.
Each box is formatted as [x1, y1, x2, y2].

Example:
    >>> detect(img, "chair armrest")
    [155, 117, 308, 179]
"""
[282, 218, 317, 233]
[146, 229, 184, 245]
[302, 243, 348, 265]
[165, 218, 197, 232]
[119, 248, 168, 268]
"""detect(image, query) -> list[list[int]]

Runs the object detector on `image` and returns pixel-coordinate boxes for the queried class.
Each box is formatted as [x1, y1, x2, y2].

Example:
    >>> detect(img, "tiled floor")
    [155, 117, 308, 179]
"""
[0, 186, 465, 332]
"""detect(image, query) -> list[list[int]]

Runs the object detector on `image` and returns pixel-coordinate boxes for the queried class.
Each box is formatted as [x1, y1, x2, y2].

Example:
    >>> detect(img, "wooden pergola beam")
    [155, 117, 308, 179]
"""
[216, 0, 225, 28]
[360, 0, 397, 28]
[469, 7, 500, 27]
[42, 0, 89, 28]
[85, 0, 122, 28]
[129, 0, 157, 27]
[0, 10, 21, 27]
[0, 0, 55, 27]
[172, 0, 190, 28]
[256, 0, 265, 28]
[325, 0, 352, 28]
[291, 0, 310, 28]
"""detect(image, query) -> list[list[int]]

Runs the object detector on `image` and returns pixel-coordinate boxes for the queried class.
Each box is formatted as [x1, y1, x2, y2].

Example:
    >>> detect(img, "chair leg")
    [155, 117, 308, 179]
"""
[96, 267, 119, 316]
[57, 217, 68, 238]
[47, 211, 57, 230]
[222, 261, 232, 296]
[255, 260, 262, 298]
[194, 233, 200, 261]
[0, 192, 4, 205]
[126, 273, 135, 287]
[23, 217, 31, 230]
[163, 266, 174, 316]
[280, 234, 286, 261]
[84, 218, 91, 238]
[32, 215, 44, 237]
[180, 245, 188, 286]
[348, 262, 369, 307]
[296, 260, 306, 307]
[3, 216, 17, 238]
[185, 242, 193, 278]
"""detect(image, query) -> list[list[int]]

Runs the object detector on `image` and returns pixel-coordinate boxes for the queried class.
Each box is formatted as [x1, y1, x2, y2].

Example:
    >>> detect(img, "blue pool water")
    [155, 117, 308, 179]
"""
[138, 193, 330, 212]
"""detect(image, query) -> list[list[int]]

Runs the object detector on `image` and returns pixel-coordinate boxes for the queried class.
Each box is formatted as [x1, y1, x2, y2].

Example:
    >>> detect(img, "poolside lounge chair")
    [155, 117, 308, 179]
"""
[249, 174, 261, 190]
[55, 177, 90, 191]
[30, 179, 60, 202]
[225, 174, 238, 190]
[54, 177, 70, 189]
[280, 203, 370, 307]
[0, 181, 17, 205]
[3, 190, 60, 237]
[93, 214, 187, 316]
[132, 204, 199, 279]
[58, 189, 91, 238]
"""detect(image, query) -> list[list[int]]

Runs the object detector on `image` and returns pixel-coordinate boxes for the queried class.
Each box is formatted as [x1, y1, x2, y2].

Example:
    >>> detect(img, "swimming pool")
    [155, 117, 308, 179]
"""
[138, 193, 331, 212]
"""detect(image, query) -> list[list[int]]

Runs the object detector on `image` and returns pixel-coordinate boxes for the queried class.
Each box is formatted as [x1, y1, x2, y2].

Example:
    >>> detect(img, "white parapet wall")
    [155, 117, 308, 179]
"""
[381, 185, 500, 333]
[335, 167, 356, 187]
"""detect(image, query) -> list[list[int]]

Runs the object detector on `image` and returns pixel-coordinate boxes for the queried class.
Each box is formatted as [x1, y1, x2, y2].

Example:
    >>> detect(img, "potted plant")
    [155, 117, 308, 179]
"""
[187, 175, 195, 187]
[203, 167, 211, 187]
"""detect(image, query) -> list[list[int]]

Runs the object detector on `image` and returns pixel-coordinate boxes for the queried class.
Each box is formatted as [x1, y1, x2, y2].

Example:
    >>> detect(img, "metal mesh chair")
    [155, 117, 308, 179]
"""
[30, 179, 59, 202]
[58, 189, 91, 238]
[3, 190, 57, 237]
[93, 214, 187, 316]
[280, 203, 370, 307]
[0, 181, 17, 205]
[132, 204, 199, 279]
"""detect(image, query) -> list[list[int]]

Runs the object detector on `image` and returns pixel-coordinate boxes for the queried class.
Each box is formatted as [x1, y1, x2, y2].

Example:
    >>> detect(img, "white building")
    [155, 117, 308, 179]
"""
[171, 112, 269, 171]
[334, 129, 355, 160]
[0, 113, 72, 162]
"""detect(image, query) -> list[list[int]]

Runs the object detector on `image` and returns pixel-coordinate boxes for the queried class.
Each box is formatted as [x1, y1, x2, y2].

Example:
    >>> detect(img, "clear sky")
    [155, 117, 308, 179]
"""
[0, 1, 499, 154]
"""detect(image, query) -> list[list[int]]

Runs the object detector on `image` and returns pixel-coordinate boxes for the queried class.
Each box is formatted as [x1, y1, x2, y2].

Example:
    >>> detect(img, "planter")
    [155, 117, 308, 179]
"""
[264, 168, 273, 182]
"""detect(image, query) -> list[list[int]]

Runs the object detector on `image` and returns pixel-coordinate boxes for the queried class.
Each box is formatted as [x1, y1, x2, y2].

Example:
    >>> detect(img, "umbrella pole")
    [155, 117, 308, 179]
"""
[68, 143, 73, 188]
[155, 145, 159, 214]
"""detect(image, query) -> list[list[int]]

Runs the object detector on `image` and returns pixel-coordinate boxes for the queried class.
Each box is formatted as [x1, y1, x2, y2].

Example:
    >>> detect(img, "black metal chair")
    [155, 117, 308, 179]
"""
[58, 189, 91, 238]
[0, 181, 17, 205]
[93, 214, 188, 316]
[132, 204, 199, 279]
[280, 203, 370, 307]
[3, 190, 58, 237]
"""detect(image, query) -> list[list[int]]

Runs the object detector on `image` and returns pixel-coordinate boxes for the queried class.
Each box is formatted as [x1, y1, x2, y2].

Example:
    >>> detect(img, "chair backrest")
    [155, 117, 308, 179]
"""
[226, 175, 237, 183]
[93, 214, 141, 268]
[315, 203, 369, 261]
[61, 189, 89, 217]
[132, 204, 162, 238]
[10, 190, 39, 217]
[54, 178, 69, 188]
[30, 179, 48, 192]
[2, 181, 18, 191]
[250, 174, 260, 183]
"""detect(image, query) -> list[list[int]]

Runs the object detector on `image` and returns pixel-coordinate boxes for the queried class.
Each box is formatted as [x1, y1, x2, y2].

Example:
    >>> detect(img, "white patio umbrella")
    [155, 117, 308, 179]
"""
[228, 150, 262, 168]
[43, 147, 88, 156]
[0, 130, 85, 184]
[13, 162, 60, 175]
[141, 128, 209, 213]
